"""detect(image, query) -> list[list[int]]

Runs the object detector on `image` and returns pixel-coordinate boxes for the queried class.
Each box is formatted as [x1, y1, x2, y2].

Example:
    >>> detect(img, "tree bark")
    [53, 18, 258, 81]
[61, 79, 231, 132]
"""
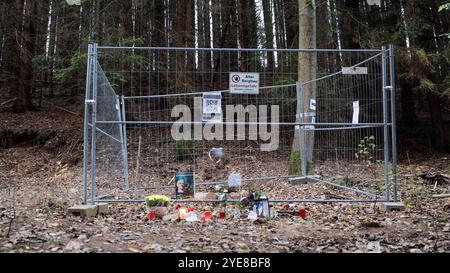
[290, 0, 316, 175]
[14, 0, 36, 113]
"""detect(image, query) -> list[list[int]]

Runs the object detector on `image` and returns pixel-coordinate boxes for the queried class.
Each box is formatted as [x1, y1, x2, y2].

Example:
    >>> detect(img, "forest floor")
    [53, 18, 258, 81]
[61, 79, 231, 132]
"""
[1, 98, 450, 253]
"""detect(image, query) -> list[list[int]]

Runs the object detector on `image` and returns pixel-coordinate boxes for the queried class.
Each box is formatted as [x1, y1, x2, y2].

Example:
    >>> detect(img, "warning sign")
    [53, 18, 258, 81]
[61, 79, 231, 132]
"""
[342, 67, 368, 75]
[229, 72, 260, 94]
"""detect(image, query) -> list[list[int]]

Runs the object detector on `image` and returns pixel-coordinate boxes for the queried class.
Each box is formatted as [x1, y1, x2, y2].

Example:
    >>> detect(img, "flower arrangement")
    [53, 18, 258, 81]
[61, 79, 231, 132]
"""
[145, 195, 171, 207]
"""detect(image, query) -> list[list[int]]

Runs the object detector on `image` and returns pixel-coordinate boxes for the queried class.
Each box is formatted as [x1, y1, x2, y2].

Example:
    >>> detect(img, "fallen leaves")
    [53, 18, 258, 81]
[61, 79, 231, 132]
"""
[1, 144, 450, 253]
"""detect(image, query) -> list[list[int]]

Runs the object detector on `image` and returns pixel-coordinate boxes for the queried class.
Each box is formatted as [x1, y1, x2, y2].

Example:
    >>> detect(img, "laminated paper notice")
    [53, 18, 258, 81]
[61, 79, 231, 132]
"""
[310, 99, 316, 111]
[352, 100, 360, 124]
[203, 92, 222, 123]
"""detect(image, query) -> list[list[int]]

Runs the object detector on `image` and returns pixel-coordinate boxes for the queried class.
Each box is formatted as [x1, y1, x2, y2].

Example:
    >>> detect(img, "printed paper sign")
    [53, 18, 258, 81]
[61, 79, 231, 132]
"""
[310, 99, 317, 111]
[342, 67, 368, 75]
[305, 116, 316, 130]
[229, 72, 260, 94]
[352, 100, 360, 124]
[299, 112, 316, 118]
[203, 92, 222, 122]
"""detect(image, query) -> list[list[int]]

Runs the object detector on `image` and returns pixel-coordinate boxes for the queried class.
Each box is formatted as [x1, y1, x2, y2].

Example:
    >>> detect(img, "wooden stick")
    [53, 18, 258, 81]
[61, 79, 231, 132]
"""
[431, 193, 450, 198]
[136, 135, 142, 177]
[0, 98, 16, 107]
[54, 106, 81, 116]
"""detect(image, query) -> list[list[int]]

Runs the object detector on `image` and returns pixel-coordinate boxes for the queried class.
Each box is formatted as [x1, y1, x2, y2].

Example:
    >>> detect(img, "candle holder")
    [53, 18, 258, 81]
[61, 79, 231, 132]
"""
[178, 208, 187, 220]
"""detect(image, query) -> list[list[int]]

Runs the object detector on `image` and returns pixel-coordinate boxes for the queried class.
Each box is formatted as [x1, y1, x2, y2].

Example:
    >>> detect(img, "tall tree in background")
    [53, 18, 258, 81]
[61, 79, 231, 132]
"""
[403, 0, 449, 150]
[290, 0, 316, 175]
[262, 0, 275, 70]
[338, 0, 361, 50]
[172, 0, 194, 92]
[237, 0, 258, 71]
[284, 0, 299, 49]
[15, 0, 36, 113]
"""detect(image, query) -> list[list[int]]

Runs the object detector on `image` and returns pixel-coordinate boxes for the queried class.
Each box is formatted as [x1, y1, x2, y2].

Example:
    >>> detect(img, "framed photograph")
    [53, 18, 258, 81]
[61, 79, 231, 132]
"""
[175, 172, 195, 198]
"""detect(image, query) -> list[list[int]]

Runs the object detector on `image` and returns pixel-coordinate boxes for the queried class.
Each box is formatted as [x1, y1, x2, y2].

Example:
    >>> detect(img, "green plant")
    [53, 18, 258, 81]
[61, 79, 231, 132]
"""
[145, 195, 171, 207]
[355, 135, 377, 165]
[288, 151, 314, 175]
[439, 1, 450, 12]
[55, 52, 87, 82]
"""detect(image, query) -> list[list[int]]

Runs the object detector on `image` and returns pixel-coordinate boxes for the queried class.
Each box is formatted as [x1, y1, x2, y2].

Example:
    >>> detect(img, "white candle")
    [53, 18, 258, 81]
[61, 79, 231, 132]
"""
[179, 208, 187, 220]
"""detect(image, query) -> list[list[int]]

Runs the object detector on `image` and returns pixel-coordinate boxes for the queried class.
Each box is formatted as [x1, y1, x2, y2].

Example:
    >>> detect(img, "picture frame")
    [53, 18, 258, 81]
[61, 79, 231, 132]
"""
[175, 172, 195, 199]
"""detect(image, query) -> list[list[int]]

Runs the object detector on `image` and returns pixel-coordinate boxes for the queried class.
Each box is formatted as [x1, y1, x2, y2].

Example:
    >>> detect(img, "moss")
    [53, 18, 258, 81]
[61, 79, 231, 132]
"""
[288, 151, 314, 175]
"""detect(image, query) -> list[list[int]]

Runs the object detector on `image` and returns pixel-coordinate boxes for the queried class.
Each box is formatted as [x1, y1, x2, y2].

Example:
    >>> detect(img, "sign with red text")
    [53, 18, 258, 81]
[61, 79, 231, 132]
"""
[229, 72, 260, 94]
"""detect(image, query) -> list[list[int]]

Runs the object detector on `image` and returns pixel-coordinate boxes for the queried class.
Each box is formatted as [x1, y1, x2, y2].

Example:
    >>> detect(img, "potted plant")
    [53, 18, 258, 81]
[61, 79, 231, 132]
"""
[145, 195, 171, 219]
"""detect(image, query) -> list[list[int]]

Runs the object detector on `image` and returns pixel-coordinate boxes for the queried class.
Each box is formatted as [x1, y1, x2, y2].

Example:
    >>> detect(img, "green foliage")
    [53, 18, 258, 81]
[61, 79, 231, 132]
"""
[288, 151, 314, 175]
[438, 2, 450, 12]
[55, 52, 87, 82]
[126, 54, 146, 65]
[415, 48, 435, 71]
[274, 76, 296, 85]
[106, 72, 128, 88]
[355, 135, 377, 165]
[419, 78, 437, 93]
[305, 0, 314, 8]
[32, 54, 48, 69]
[119, 37, 146, 47]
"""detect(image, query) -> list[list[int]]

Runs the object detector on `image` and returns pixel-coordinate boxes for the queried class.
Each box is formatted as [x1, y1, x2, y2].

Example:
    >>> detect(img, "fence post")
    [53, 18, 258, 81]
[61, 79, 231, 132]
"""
[83, 44, 93, 205]
[90, 43, 99, 204]
[120, 96, 130, 191]
[389, 44, 398, 202]
[298, 82, 307, 176]
[381, 46, 391, 202]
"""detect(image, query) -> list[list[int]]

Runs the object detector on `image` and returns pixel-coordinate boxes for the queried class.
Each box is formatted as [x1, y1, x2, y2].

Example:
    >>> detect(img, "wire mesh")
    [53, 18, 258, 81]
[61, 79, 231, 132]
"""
[85, 46, 395, 202]
[92, 60, 128, 198]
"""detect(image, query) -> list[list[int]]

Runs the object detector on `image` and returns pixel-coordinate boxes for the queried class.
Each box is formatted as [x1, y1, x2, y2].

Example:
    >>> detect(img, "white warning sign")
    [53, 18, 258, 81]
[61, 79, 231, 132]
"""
[229, 72, 260, 94]
[352, 100, 360, 124]
[342, 67, 368, 75]
[310, 99, 317, 111]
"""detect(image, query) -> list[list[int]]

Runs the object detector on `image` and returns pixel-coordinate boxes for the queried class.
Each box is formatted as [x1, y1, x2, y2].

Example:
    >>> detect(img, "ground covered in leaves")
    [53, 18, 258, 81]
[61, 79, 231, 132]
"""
[1, 102, 450, 253]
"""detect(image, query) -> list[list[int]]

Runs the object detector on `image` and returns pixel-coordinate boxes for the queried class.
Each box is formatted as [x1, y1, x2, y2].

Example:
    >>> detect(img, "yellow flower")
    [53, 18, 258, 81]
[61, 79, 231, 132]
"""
[145, 195, 171, 207]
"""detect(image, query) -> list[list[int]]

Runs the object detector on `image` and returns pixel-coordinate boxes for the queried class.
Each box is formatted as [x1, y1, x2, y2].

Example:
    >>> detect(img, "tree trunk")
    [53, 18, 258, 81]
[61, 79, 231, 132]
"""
[237, 0, 258, 71]
[14, 0, 36, 113]
[262, 0, 275, 70]
[284, 0, 298, 49]
[427, 92, 447, 151]
[290, 0, 316, 175]
[338, 0, 361, 50]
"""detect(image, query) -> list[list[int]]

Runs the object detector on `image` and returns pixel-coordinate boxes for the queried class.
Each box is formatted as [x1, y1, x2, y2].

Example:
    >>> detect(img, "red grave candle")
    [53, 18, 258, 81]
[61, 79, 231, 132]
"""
[148, 212, 155, 220]
[298, 209, 307, 220]
[204, 211, 211, 221]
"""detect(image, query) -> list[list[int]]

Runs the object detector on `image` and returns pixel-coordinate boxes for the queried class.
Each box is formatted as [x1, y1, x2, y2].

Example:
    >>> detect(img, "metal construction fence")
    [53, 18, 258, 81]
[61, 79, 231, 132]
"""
[83, 44, 397, 204]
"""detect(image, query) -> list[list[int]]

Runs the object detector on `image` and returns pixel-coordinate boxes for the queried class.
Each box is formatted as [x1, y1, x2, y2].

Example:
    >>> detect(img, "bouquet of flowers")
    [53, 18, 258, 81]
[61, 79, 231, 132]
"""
[145, 195, 171, 207]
